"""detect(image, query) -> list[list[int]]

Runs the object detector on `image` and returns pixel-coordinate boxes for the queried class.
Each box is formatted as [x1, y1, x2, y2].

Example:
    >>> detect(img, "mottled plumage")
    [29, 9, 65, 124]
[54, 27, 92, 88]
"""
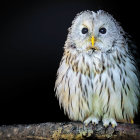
[55, 10, 140, 127]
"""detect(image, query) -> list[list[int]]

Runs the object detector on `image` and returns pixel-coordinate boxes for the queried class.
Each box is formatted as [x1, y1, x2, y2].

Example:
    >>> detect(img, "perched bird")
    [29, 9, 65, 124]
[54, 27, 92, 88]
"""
[55, 10, 140, 127]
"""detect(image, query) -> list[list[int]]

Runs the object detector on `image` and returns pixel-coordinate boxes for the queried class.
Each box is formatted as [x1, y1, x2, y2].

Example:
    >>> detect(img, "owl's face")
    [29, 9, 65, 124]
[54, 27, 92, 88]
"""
[68, 10, 124, 53]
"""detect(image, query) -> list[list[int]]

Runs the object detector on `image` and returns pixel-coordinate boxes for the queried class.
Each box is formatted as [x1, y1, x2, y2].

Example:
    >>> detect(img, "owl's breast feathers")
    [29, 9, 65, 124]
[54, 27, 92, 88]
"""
[55, 47, 139, 123]
[64, 49, 91, 76]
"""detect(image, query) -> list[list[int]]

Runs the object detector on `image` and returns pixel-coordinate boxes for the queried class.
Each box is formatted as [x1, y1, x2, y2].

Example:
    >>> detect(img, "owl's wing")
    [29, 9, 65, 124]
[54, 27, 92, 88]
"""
[126, 34, 140, 70]
[127, 35, 140, 122]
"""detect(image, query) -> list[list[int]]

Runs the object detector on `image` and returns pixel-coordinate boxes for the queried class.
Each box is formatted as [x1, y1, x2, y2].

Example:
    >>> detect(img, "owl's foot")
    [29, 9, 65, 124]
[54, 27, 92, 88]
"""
[102, 118, 117, 128]
[84, 116, 99, 126]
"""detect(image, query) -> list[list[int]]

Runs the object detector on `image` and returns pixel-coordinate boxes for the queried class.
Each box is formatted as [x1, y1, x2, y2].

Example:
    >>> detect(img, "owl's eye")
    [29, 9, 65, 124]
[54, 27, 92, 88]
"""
[82, 28, 88, 34]
[99, 27, 106, 34]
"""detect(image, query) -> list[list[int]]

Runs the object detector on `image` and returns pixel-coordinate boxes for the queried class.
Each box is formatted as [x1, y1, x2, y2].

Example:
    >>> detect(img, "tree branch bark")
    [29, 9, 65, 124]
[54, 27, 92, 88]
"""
[0, 122, 140, 140]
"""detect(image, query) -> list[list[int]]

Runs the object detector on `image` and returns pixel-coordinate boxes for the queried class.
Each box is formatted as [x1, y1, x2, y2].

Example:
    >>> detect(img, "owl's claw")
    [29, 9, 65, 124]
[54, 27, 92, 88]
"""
[103, 119, 109, 128]
[84, 116, 99, 126]
[92, 121, 98, 126]
[112, 123, 117, 128]
[103, 118, 117, 128]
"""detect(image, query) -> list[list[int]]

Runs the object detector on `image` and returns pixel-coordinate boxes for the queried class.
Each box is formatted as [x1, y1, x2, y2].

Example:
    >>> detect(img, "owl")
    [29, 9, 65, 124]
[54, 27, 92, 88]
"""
[55, 10, 140, 127]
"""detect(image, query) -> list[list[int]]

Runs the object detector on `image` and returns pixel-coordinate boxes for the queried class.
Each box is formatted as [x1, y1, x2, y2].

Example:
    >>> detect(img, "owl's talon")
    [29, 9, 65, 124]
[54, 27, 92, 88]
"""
[84, 121, 89, 126]
[103, 124, 108, 128]
[84, 123, 88, 127]
[84, 116, 99, 126]
[103, 119, 109, 127]
[92, 122, 96, 126]
[103, 118, 117, 128]
[92, 118, 99, 125]
[92, 122, 97, 126]
[112, 123, 117, 128]
[111, 119, 117, 128]
[84, 119, 90, 126]
[103, 122, 109, 128]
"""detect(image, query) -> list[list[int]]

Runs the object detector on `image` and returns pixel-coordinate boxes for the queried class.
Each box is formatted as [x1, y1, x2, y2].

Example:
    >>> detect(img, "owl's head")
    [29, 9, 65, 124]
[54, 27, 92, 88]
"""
[67, 10, 126, 53]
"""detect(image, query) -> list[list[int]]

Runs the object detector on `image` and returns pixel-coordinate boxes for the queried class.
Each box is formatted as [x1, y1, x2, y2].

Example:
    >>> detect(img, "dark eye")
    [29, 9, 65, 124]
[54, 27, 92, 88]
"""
[82, 28, 88, 34]
[99, 27, 106, 34]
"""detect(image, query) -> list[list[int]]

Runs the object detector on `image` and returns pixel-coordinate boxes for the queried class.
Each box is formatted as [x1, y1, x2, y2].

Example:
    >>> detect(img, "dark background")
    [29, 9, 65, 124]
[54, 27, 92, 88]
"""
[0, 0, 140, 125]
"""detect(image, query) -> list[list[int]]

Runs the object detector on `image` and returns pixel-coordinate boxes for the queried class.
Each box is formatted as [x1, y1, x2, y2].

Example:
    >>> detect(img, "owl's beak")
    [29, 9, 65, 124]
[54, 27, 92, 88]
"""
[87, 36, 99, 50]
[87, 36, 99, 51]
[91, 36, 95, 47]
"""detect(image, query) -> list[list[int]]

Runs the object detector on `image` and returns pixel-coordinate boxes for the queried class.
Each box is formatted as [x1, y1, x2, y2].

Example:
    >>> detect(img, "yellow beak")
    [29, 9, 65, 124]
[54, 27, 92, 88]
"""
[87, 36, 99, 51]
[91, 36, 95, 47]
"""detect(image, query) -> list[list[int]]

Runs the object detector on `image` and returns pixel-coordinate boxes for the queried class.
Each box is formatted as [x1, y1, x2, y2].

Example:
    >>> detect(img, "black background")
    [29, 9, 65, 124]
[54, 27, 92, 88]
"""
[0, 0, 140, 125]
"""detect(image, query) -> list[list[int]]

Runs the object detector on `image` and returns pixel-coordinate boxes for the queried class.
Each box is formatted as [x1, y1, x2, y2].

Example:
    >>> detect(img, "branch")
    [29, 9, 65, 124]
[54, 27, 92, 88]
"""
[0, 122, 140, 140]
